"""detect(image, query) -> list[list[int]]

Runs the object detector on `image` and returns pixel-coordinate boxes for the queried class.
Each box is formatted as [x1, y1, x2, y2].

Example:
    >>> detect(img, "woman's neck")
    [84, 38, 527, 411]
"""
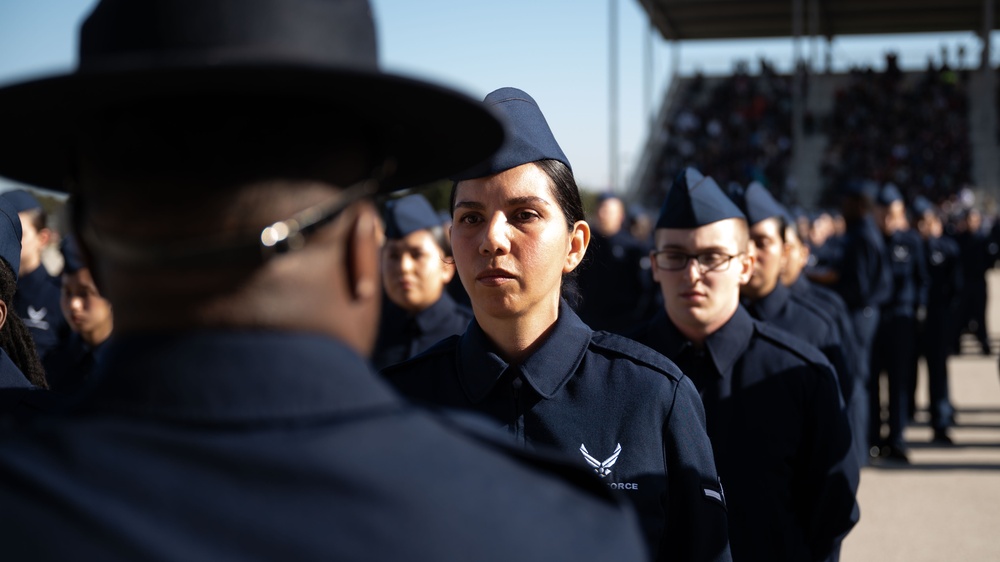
[476, 298, 561, 364]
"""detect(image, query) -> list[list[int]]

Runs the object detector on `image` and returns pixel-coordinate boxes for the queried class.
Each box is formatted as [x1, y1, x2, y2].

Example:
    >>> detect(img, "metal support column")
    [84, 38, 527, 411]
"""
[609, 0, 619, 192]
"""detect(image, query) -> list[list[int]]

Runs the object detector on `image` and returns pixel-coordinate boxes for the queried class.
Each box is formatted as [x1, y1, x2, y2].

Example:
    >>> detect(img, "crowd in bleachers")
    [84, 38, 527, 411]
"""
[820, 53, 973, 207]
[653, 59, 794, 202]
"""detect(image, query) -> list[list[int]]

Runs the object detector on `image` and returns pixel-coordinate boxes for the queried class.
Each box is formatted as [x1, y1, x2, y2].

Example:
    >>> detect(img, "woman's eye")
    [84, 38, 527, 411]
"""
[514, 210, 539, 222]
[458, 214, 481, 225]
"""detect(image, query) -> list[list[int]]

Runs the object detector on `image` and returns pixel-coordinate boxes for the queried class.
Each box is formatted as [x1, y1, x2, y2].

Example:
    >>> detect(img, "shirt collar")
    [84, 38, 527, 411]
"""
[459, 300, 591, 403]
[650, 305, 754, 379]
[703, 305, 754, 378]
[746, 282, 790, 321]
[82, 330, 400, 423]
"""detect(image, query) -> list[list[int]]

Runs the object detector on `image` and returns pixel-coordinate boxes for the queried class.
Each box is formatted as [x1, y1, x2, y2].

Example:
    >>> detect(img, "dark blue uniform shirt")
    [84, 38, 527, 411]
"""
[788, 275, 870, 466]
[883, 229, 929, 317]
[924, 235, 962, 312]
[14, 265, 68, 361]
[384, 300, 732, 562]
[372, 292, 473, 370]
[834, 216, 893, 312]
[41, 332, 109, 396]
[0, 347, 33, 411]
[744, 283, 851, 402]
[0, 330, 650, 562]
[633, 306, 860, 562]
[576, 229, 657, 334]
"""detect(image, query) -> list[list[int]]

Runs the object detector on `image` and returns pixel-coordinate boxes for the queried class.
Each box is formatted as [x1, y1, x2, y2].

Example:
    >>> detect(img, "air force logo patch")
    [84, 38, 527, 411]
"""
[580, 443, 621, 478]
[25, 306, 50, 330]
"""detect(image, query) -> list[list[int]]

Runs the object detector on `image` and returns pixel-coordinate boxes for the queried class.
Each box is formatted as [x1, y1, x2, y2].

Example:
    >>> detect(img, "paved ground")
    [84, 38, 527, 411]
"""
[840, 272, 1000, 561]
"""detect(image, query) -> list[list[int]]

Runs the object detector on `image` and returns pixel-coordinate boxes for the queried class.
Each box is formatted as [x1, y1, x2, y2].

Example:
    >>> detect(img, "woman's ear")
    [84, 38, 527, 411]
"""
[564, 220, 591, 273]
[0, 299, 8, 331]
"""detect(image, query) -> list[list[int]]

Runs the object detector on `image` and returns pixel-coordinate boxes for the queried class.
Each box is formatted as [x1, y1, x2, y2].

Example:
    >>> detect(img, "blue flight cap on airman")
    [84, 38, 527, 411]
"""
[0, 197, 22, 278]
[451, 87, 570, 181]
[60, 235, 87, 274]
[911, 195, 934, 216]
[655, 168, 746, 229]
[840, 179, 879, 199]
[733, 181, 788, 226]
[0, 188, 42, 213]
[877, 183, 903, 207]
[382, 194, 441, 239]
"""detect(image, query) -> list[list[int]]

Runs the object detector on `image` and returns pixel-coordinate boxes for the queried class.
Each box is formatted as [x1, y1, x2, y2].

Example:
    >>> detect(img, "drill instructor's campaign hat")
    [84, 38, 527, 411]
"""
[0, 0, 503, 193]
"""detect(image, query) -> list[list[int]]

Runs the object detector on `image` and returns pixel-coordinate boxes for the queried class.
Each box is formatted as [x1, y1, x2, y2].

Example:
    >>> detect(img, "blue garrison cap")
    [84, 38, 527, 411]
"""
[911, 196, 934, 216]
[0, 197, 22, 278]
[0, 188, 42, 213]
[877, 183, 903, 206]
[656, 168, 746, 229]
[737, 181, 788, 226]
[60, 235, 86, 274]
[382, 194, 441, 239]
[451, 87, 570, 181]
[841, 179, 879, 199]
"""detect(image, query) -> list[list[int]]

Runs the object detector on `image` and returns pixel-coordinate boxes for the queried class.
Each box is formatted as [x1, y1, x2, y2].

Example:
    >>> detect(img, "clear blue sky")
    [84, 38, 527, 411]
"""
[0, 0, 993, 192]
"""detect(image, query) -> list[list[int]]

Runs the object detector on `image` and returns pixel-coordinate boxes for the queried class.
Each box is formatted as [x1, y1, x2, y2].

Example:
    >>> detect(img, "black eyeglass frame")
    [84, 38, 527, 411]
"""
[652, 250, 744, 273]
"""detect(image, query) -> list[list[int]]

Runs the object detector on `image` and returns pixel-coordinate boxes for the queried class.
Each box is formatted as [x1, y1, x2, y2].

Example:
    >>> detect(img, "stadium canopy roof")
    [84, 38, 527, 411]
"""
[637, 0, 998, 41]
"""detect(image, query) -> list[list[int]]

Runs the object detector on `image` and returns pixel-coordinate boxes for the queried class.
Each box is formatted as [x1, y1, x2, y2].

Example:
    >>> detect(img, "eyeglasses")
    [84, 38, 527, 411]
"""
[78, 160, 393, 268]
[652, 250, 742, 273]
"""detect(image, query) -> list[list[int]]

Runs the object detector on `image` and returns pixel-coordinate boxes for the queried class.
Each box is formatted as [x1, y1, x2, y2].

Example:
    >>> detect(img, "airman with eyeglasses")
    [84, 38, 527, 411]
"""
[632, 168, 860, 561]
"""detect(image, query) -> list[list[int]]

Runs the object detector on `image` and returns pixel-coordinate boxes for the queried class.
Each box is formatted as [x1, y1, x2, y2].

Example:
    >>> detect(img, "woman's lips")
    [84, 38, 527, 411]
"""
[476, 268, 515, 287]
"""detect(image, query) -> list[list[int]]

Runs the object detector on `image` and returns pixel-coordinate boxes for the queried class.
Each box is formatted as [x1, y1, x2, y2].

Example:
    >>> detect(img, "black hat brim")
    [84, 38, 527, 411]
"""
[0, 64, 502, 192]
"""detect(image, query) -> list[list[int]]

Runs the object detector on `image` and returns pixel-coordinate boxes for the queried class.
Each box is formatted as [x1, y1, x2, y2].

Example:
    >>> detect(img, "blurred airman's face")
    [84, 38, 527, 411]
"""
[743, 217, 785, 300]
[61, 268, 113, 337]
[381, 229, 453, 313]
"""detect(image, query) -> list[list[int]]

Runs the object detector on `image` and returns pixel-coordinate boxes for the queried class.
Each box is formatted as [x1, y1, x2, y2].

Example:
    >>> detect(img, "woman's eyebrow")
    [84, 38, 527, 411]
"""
[454, 201, 484, 211]
[455, 196, 550, 210]
[506, 196, 550, 207]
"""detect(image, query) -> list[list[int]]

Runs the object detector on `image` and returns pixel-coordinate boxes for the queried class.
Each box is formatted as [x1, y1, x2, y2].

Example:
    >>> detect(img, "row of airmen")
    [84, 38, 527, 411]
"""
[372, 88, 861, 561]
[0, 189, 113, 400]
[379, 157, 964, 469]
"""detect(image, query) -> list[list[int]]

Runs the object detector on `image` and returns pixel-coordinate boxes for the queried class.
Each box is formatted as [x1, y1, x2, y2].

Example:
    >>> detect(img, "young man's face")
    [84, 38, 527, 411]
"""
[652, 218, 753, 339]
[742, 217, 785, 300]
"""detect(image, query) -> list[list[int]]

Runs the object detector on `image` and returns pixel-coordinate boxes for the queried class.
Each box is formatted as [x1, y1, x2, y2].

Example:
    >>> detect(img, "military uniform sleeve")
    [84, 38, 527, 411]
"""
[661, 375, 732, 562]
[913, 234, 930, 311]
[798, 364, 861, 560]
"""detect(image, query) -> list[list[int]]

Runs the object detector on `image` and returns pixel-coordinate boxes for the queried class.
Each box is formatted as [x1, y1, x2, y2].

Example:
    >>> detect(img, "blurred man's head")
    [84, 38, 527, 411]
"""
[594, 193, 625, 237]
[0, 0, 505, 358]
[912, 197, 942, 240]
[780, 222, 810, 287]
[730, 183, 788, 301]
[875, 184, 907, 236]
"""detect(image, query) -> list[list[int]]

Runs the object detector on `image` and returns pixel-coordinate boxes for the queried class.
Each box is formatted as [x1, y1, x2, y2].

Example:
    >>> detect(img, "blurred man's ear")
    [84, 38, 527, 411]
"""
[37, 227, 53, 247]
[346, 203, 380, 303]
